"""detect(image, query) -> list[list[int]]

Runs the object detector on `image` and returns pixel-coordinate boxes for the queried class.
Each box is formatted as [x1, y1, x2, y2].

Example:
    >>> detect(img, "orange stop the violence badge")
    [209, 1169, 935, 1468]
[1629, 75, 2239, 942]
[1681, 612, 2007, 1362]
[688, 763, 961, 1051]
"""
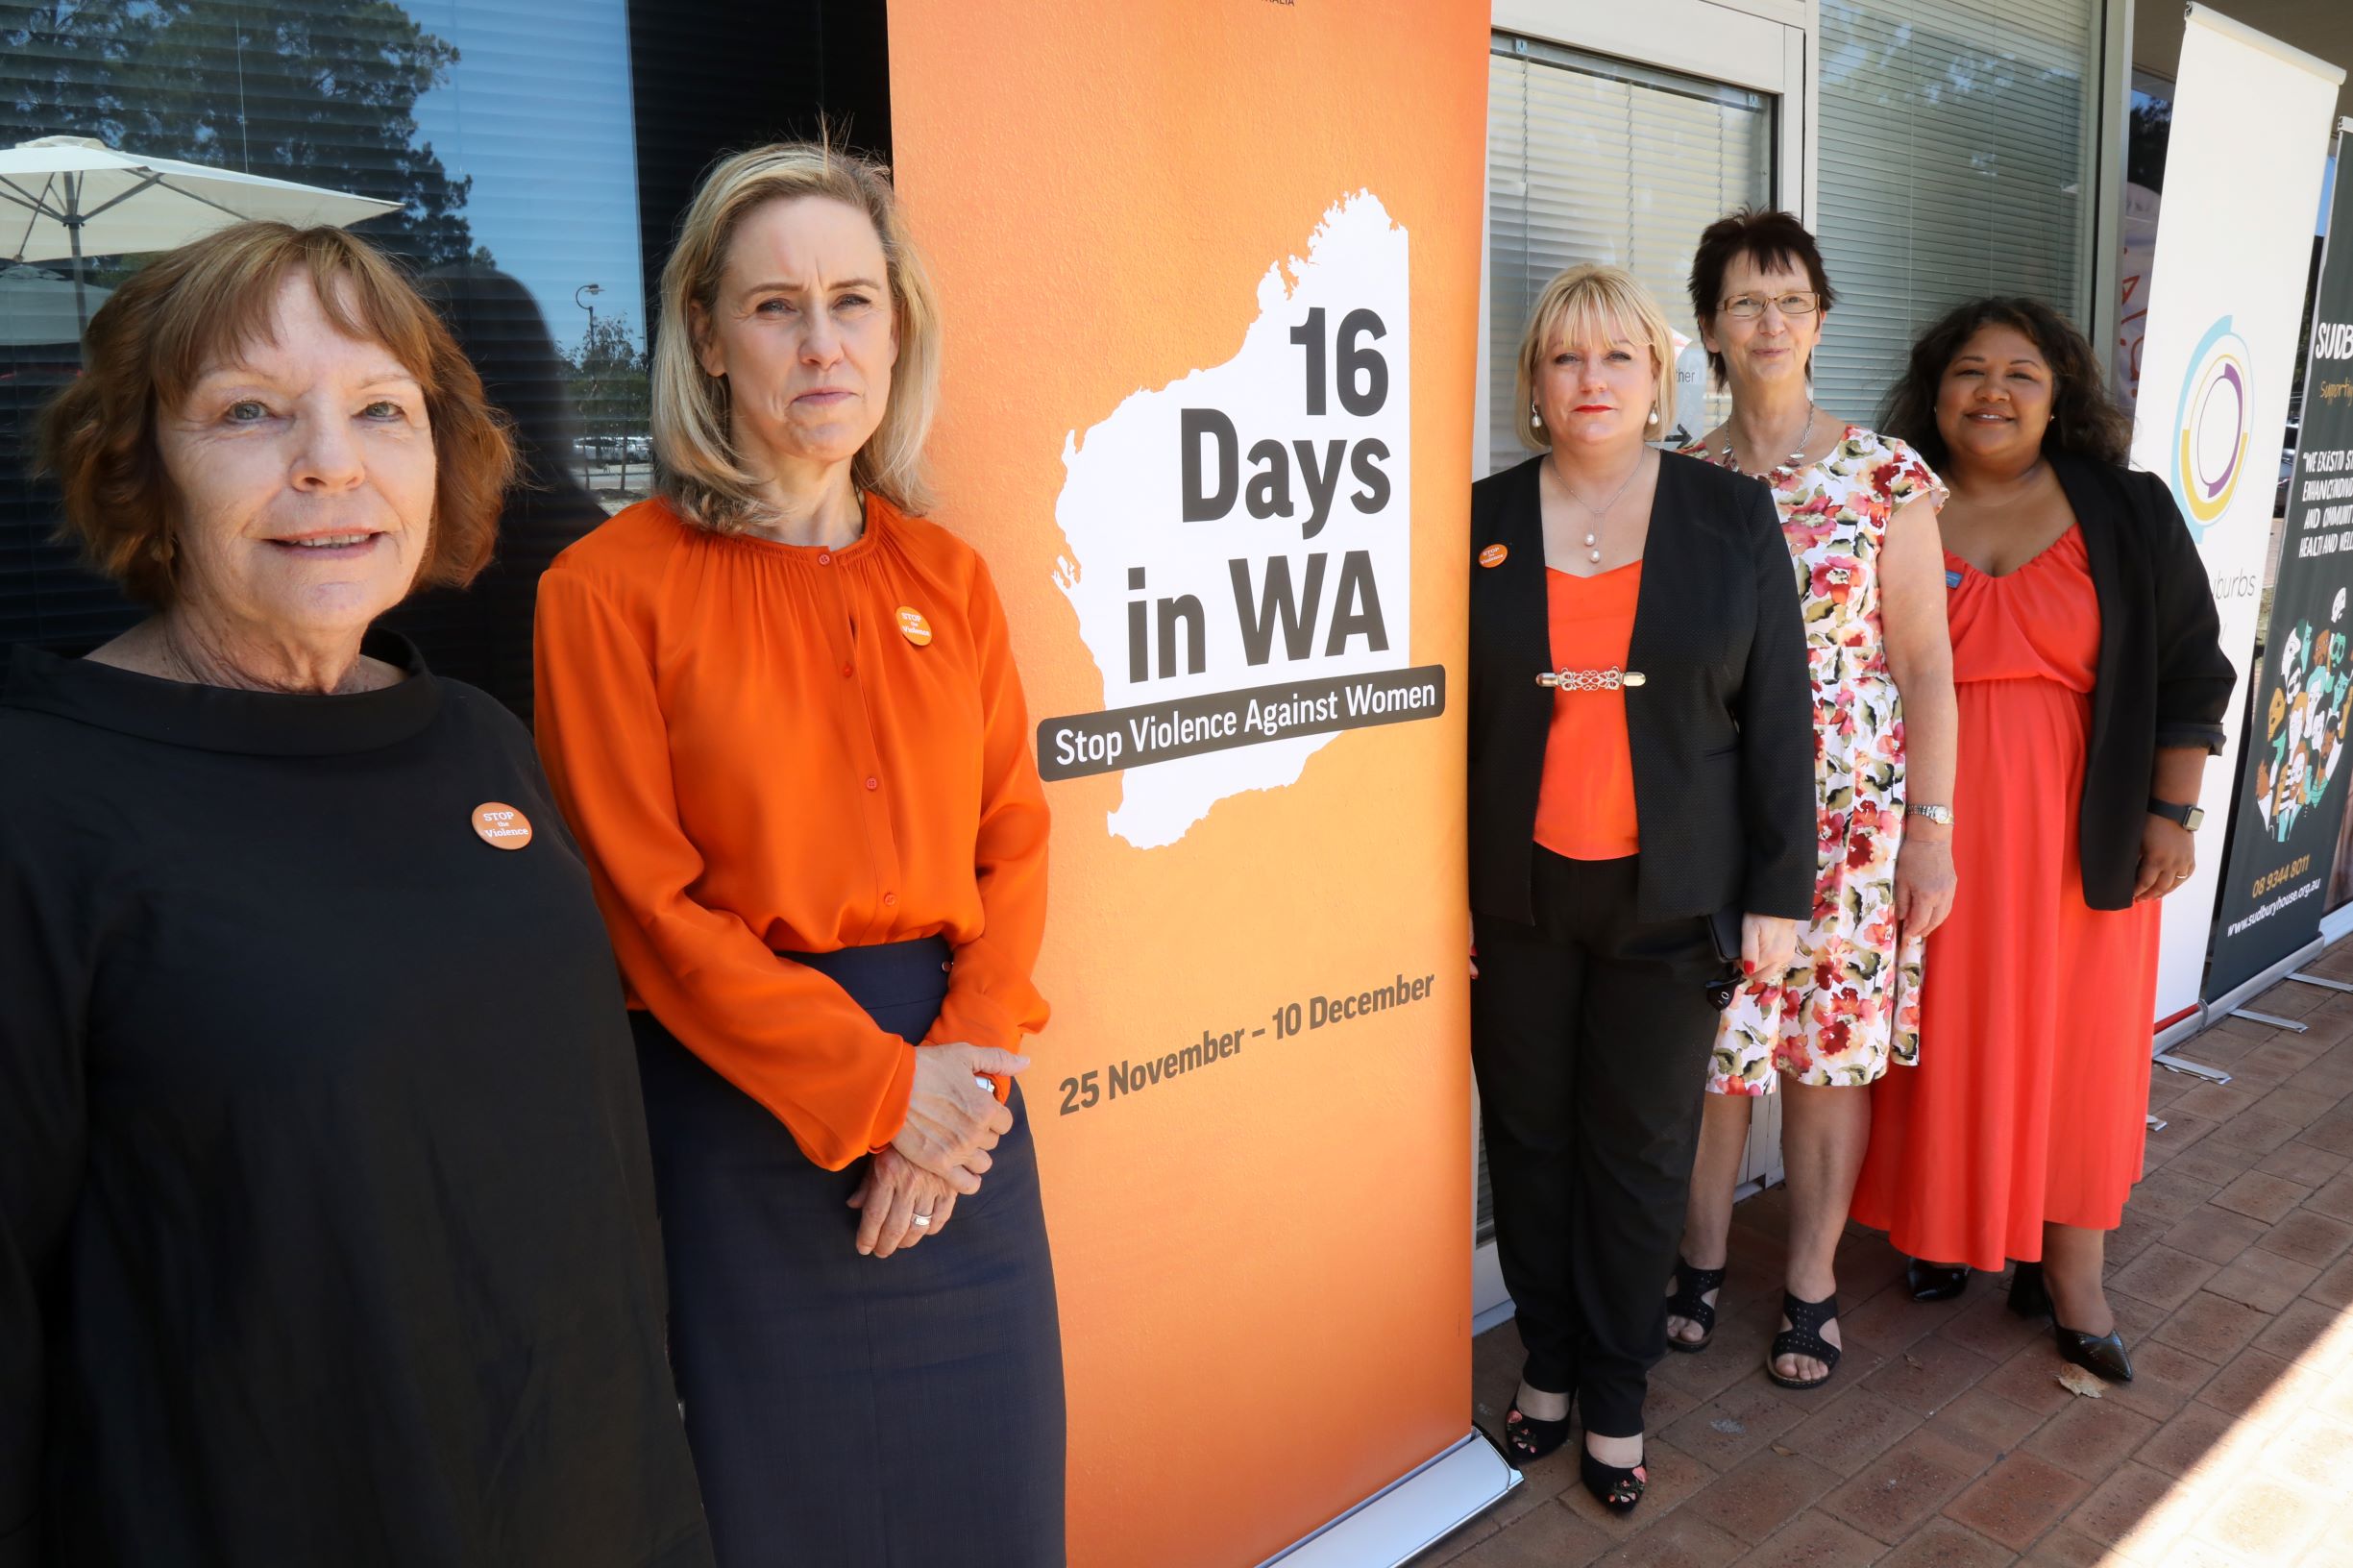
[472, 801, 533, 850]
[1479, 544, 1507, 568]
[896, 606, 934, 646]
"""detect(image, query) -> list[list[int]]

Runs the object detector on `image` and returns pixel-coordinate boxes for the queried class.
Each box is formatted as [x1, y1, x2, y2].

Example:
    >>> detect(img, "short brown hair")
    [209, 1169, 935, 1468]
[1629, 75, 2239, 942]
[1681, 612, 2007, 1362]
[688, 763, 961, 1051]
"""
[37, 222, 516, 607]
[1687, 208, 1838, 387]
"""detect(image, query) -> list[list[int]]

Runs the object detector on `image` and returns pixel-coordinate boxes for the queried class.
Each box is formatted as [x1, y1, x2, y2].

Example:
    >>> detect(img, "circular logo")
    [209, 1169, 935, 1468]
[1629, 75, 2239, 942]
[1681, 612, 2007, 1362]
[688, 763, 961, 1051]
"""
[1478, 543, 1507, 568]
[2170, 316, 2254, 535]
[471, 801, 533, 850]
[895, 606, 934, 647]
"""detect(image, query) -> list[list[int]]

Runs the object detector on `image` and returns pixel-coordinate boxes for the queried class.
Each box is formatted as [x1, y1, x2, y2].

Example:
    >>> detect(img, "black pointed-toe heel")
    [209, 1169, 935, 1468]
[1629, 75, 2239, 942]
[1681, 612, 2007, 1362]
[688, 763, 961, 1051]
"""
[1906, 1257, 1971, 1301]
[1503, 1404, 1573, 1465]
[2053, 1322, 2134, 1383]
[1580, 1444, 1647, 1514]
[1765, 1291, 1843, 1390]
[2008, 1261, 2052, 1319]
[1665, 1257, 1727, 1354]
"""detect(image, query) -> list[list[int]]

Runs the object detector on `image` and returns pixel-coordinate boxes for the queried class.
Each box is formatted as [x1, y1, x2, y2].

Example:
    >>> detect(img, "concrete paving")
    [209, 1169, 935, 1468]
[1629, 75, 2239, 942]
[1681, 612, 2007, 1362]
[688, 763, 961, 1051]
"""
[1419, 947, 2353, 1567]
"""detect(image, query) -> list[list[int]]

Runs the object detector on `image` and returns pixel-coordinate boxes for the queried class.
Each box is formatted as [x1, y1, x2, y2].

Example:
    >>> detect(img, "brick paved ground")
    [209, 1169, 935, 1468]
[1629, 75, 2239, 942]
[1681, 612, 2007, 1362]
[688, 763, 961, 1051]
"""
[1418, 949, 2353, 1567]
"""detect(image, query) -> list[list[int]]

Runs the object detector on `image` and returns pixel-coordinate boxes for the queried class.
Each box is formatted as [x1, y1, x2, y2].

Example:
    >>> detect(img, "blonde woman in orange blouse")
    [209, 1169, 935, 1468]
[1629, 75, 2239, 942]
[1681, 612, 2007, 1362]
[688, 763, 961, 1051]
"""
[534, 143, 1064, 1567]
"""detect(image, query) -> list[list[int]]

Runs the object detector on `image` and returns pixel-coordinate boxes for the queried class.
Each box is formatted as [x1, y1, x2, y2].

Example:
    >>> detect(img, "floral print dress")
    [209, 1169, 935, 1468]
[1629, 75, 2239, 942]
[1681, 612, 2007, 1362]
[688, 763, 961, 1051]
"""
[1688, 427, 1946, 1093]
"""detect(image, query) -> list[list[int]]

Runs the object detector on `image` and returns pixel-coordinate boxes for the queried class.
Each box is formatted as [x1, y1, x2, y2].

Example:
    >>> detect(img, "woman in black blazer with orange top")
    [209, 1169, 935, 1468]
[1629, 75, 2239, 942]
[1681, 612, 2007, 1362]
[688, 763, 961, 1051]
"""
[1469, 263, 1814, 1513]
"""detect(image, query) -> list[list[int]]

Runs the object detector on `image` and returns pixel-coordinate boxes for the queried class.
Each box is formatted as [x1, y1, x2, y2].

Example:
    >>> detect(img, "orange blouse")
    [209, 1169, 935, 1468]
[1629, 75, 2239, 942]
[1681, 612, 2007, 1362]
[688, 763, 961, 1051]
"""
[1532, 562, 1642, 860]
[533, 494, 1050, 1171]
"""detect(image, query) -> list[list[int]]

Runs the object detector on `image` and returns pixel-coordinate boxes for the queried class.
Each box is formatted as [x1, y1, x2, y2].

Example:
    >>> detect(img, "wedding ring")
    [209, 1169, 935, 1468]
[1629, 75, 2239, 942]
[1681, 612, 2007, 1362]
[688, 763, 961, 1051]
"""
[913, 1213, 934, 1227]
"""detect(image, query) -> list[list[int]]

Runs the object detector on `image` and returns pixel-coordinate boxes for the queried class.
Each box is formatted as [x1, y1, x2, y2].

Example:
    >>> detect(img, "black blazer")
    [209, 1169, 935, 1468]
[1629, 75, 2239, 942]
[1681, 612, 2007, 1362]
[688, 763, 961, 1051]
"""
[1469, 452, 1816, 935]
[2049, 453, 2235, 910]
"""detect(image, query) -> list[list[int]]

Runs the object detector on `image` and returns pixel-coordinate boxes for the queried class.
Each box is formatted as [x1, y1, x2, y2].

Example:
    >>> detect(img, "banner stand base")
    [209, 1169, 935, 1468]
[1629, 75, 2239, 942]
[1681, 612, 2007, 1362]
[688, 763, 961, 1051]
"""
[2156, 1053, 2236, 1083]
[2224, 1008, 2307, 1034]
[2194, 935, 2331, 1054]
[1257, 1430, 1521, 1568]
[2288, 970, 2353, 993]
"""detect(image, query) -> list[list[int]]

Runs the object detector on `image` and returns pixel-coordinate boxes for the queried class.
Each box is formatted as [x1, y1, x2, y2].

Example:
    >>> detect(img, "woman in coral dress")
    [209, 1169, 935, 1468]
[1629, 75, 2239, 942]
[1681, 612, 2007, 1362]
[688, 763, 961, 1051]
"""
[1854, 299, 2233, 1384]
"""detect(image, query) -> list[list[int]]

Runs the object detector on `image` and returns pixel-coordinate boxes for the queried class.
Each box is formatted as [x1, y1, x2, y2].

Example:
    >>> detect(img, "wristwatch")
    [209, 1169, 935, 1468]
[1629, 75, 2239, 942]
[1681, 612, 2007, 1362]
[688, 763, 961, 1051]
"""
[1905, 802, 1953, 826]
[2148, 796, 2206, 831]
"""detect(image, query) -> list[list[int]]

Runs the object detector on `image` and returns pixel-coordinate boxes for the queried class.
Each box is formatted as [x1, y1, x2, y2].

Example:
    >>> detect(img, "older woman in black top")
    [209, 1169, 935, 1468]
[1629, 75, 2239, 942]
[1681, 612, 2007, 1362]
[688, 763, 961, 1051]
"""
[1852, 298, 2233, 1384]
[1470, 263, 1813, 1512]
[0, 224, 712, 1565]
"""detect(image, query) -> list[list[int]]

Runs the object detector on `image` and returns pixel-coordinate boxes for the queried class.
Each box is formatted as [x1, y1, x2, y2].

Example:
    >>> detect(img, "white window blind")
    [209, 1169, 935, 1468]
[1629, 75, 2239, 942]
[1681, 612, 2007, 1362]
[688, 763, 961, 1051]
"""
[1814, 0, 2102, 426]
[1486, 34, 1775, 472]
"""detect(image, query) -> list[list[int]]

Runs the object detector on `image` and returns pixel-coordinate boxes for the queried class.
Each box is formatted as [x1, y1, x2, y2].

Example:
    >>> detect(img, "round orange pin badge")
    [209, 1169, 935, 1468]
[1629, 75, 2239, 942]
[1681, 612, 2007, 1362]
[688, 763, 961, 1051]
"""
[472, 801, 533, 850]
[896, 606, 934, 646]
[1479, 544, 1508, 568]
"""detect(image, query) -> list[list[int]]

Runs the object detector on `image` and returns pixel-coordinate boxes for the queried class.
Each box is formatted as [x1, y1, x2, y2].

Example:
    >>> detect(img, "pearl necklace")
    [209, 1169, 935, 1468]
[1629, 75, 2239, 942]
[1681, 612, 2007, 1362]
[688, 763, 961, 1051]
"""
[1720, 403, 1819, 478]
[1549, 453, 1646, 564]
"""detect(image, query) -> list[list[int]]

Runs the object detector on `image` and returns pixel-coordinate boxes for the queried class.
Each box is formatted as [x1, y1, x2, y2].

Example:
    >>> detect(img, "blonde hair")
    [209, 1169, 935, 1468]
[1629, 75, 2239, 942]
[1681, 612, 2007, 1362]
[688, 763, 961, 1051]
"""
[651, 139, 940, 529]
[1513, 263, 1679, 452]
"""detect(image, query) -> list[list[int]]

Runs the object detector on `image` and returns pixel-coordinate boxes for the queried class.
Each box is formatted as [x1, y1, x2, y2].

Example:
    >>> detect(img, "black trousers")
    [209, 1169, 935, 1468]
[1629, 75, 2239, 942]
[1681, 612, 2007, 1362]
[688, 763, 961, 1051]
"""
[1471, 850, 1728, 1438]
[633, 937, 1066, 1567]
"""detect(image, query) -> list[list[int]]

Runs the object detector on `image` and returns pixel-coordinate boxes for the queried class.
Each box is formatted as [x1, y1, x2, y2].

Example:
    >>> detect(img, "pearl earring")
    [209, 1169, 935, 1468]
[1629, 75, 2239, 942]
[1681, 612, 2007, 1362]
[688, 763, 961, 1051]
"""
[1647, 406, 1662, 427]
[1530, 401, 1542, 429]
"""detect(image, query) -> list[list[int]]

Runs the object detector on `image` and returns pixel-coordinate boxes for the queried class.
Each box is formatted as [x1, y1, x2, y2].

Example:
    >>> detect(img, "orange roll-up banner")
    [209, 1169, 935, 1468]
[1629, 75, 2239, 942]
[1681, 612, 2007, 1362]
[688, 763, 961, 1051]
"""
[888, 4, 1489, 1564]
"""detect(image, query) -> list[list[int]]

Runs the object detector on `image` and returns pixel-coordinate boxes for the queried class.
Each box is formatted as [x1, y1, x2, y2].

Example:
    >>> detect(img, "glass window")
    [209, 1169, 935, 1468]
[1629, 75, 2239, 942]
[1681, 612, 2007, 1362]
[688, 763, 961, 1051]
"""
[1485, 34, 1776, 471]
[1, 0, 646, 697]
[1813, 0, 2102, 426]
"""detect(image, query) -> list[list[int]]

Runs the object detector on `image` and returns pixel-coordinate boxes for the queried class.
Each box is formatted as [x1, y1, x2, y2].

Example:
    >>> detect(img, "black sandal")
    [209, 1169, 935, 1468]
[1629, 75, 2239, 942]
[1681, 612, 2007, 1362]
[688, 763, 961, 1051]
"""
[1765, 1290, 1842, 1390]
[1503, 1400, 1572, 1465]
[1580, 1443, 1647, 1514]
[1664, 1257, 1726, 1354]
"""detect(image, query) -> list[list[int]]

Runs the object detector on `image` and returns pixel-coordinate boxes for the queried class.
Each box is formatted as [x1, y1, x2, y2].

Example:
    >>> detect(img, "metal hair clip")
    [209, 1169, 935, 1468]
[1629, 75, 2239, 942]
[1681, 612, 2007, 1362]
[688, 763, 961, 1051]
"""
[1535, 668, 1646, 692]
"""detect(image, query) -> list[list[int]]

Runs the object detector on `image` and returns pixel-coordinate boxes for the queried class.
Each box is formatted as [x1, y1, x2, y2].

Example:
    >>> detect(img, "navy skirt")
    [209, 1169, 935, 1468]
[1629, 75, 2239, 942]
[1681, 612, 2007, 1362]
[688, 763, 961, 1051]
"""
[632, 937, 1066, 1567]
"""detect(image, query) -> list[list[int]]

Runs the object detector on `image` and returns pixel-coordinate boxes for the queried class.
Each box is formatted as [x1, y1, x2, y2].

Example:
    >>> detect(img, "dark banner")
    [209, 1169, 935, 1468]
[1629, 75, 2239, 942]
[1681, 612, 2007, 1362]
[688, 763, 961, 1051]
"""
[2210, 134, 2353, 997]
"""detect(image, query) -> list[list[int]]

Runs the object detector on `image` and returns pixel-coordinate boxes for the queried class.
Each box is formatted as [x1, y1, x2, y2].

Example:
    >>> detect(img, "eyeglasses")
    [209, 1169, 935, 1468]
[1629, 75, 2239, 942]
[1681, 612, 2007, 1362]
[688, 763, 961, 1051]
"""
[1719, 291, 1821, 321]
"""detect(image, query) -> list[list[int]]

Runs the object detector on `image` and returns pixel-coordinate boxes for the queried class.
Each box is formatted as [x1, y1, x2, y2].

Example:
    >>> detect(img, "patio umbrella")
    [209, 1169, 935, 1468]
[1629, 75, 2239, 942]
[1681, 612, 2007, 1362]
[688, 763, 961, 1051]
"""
[0, 135, 402, 331]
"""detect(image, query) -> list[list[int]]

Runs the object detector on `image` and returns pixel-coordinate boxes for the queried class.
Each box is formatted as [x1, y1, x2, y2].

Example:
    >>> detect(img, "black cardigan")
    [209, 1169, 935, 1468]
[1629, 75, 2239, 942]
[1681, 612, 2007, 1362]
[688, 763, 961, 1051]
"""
[2048, 452, 2236, 910]
[1468, 452, 1816, 938]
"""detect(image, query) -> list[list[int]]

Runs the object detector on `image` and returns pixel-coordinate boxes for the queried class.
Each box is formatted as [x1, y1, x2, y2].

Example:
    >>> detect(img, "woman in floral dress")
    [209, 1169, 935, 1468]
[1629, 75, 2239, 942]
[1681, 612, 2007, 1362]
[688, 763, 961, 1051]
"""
[1663, 211, 1959, 1388]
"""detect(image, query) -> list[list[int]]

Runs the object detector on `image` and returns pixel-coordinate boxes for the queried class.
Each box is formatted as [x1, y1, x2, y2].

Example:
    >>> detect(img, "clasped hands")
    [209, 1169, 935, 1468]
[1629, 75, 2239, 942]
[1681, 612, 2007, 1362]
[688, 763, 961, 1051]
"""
[846, 1041, 1026, 1259]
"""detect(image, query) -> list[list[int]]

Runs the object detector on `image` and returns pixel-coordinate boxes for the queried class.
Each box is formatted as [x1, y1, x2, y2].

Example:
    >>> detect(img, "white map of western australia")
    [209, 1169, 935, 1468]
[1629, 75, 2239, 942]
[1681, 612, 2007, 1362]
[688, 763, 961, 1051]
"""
[1053, 191, 1412, 848]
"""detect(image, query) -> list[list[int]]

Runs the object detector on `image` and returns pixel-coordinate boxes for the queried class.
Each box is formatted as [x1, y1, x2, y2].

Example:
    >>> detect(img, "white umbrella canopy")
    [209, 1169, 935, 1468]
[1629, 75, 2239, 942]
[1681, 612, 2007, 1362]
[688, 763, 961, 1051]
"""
[0, 135, 403, 329]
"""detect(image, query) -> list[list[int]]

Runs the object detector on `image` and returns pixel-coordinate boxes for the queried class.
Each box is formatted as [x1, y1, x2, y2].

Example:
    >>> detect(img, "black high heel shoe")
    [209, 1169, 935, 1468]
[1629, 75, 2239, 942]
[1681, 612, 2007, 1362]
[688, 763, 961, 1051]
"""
[1664, 1257, 1726, 1354]
[1906, 1257, 1971, 1301]
[2007, 1261, 2052, 1319]
[1580, 1441, 1647, 1514]
[2013, 1262, 2132, 1381]
[2053, 1323, 2135, 1384]
[1503, 1398, 1573, 1465]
